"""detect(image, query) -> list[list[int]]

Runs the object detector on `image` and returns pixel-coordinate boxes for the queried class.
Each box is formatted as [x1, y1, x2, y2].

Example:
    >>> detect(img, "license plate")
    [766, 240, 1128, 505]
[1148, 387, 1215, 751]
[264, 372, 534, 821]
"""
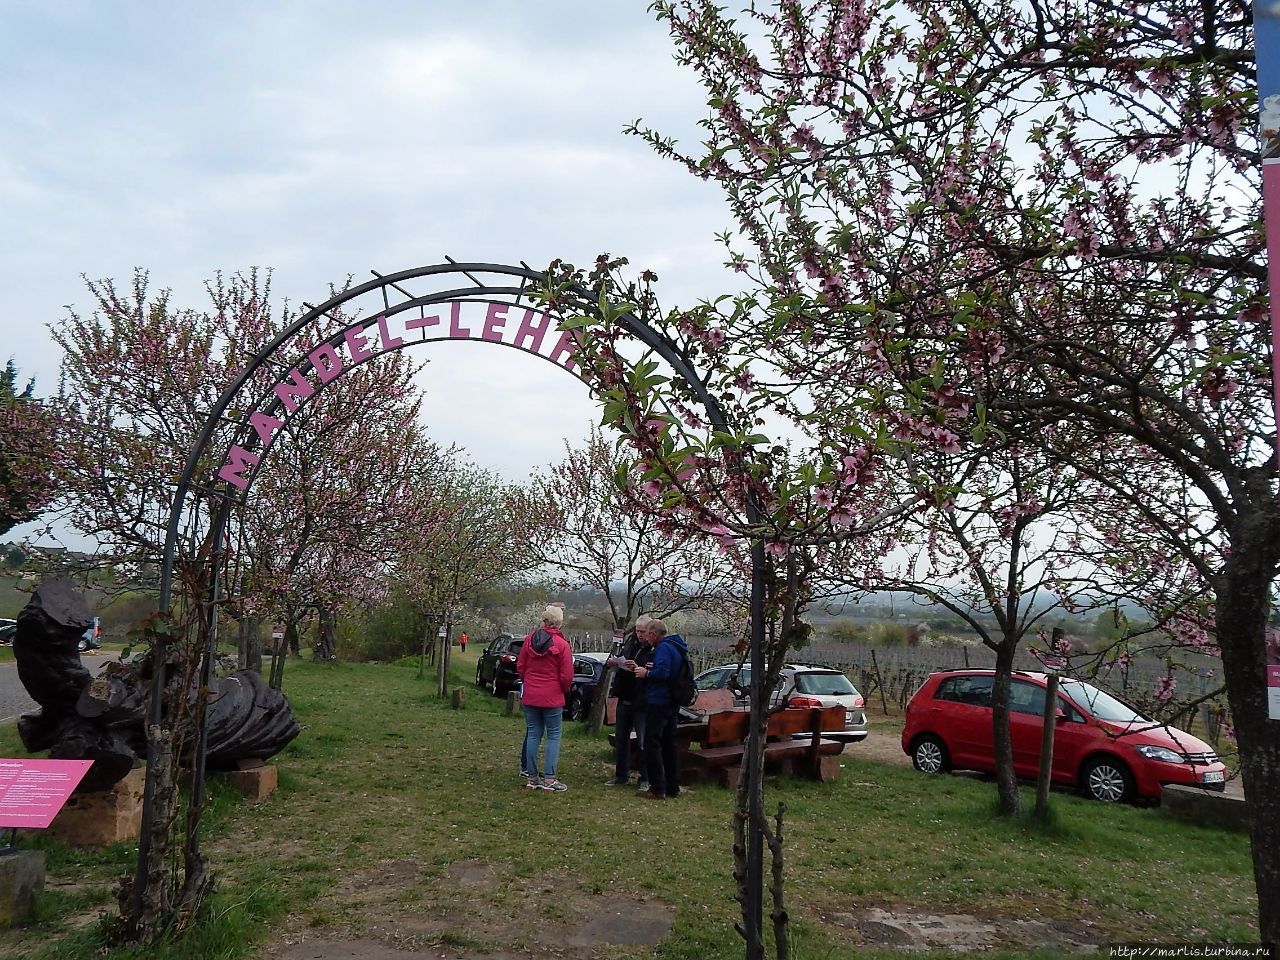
[845, 711, 855, 723]
[1202, 771, 1224, 784]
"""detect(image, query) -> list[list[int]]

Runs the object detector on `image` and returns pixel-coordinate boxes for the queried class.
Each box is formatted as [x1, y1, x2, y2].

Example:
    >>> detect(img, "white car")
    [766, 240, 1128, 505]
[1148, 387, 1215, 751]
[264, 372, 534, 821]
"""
[693, 663, 869, 742]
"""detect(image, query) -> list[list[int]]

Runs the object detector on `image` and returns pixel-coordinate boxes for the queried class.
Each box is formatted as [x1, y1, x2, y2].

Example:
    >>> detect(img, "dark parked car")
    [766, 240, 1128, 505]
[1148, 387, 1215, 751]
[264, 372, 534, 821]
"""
[0, 621, 15, 645]
[564, 652, 609, 721]
[476, 633, 524, 695]
[79, 616, 102, 652]
[901, 669, 1228, 802]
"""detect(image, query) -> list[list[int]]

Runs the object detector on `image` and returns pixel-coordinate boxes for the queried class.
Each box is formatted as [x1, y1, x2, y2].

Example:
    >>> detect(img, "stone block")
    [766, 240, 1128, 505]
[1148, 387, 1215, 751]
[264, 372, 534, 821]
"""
[1161, 783, 1252, 833]
[46, 765, 145, 848]
[0, 850, 45, 927]
[219, 763, 278, 801]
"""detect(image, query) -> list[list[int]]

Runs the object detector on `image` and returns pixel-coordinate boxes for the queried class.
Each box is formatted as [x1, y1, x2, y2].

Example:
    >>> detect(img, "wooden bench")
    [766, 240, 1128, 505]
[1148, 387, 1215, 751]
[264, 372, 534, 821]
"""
[684, 706, 847, 788]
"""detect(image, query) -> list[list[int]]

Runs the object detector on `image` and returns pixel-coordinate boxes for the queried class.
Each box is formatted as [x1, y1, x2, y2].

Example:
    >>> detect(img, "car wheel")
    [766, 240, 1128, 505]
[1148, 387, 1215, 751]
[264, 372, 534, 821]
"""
[475, 665, 484, 687]
[566, 693, 585, 722]
[1083, 757, 1134, 803]
[911, 735, 950, 774]
[77, 638, 89, 652]
[489, 676, 501, 697]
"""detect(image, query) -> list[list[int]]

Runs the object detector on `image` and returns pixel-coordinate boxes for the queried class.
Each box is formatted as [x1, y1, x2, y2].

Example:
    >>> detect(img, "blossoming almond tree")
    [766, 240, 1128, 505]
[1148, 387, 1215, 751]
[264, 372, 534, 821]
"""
[0, 361, 60, 537]
[635, 0, 1278, 944]
[50, 268, 441, 936]
[230, 363, 440, 685]
[394, 459, 536, 695]
[538, 258, 913, 959]
[512, 424, 742, 729]
[826, 438, 1120, 814]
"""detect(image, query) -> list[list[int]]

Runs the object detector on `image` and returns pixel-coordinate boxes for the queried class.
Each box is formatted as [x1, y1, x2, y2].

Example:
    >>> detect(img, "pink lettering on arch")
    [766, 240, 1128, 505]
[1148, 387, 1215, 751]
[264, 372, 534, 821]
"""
[218, 445, 261, 491]
[344, 325, 374, 363]
[249, 411, 284, 447]
[513, 309, 552, 353]
[273, 368, 315, 413]
[309, 343, 344, 383]
[406, 313, 439, 332]
[481, 303, 508, 342]
[548, 330, 581, 373]
[376, 314, 404, 351]
[448, 301, 471, 337]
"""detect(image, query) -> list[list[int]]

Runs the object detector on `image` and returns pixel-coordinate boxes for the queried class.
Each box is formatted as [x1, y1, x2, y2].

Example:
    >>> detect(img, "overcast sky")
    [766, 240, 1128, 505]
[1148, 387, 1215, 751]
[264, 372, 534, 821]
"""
[0, 1, 738, 520]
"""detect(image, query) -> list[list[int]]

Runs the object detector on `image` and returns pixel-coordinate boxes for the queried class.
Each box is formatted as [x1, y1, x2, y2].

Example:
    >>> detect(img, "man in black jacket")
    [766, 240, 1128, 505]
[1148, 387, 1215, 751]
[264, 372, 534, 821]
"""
[604, 614, 653, 788]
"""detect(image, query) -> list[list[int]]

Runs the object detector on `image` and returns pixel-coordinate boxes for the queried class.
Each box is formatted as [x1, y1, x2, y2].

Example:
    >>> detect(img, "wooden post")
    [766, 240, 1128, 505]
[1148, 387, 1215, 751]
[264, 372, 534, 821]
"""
[1034, 674, 1059, 821]
[504, 690, 520, 716]
[451, 686, 466, 709]
[871, 649, 888, 715]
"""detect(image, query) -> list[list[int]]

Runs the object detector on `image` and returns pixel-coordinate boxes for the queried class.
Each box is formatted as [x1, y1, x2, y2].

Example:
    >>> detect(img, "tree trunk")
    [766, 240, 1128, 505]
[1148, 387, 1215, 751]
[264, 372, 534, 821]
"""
[313, 607, 336, 661]
[991, 641, 1020, 815]
[417, 623, 430, 680]
[240, 615, 262, 674]
[436, 623, 451, 697]
[268, 635, 287, 690]
[1215, 504, 1280, 950]
[126, 722, 178, 936]
[588, 625, 626, 734]
[285, 620, 300, 657]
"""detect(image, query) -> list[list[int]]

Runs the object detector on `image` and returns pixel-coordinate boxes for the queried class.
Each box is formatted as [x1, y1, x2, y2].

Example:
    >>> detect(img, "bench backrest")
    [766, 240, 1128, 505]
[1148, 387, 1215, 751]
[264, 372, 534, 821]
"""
[703, 705, 846, 747]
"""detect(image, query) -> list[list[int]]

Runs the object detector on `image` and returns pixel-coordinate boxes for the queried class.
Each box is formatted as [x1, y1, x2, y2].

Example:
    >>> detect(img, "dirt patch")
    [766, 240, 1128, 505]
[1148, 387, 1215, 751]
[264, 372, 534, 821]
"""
[254, 858, 674, 960]
[818, 903, 1101, 953]
[844, 728, 910, 768]
[444, 860, 498, 886]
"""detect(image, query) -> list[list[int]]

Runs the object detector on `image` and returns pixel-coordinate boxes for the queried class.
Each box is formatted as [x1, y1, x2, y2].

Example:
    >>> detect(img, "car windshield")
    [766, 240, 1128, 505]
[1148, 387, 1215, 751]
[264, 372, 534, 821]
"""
[795, 672, 856, 696]
[1061, 679, 1148, 723]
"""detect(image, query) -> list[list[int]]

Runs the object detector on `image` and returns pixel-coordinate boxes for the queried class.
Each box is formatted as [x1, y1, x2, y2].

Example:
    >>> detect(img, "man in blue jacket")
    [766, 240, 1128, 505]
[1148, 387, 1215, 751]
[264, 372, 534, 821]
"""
[633, 618, 688, 799]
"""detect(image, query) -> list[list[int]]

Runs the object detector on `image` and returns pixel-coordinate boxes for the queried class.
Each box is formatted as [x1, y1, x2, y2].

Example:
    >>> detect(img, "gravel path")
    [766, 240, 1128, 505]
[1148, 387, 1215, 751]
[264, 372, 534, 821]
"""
[0, 653, 116, 724]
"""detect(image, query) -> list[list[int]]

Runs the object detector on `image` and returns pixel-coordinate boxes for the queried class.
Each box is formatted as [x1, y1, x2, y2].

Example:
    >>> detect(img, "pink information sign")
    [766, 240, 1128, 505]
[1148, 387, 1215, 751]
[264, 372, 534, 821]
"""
[1268, 666, 1280, 722]
[0, 758, 94, 828]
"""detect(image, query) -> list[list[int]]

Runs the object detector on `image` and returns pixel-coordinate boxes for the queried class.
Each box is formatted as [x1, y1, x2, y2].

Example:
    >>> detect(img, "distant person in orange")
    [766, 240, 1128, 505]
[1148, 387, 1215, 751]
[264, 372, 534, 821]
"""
[459, 632, 468, 652]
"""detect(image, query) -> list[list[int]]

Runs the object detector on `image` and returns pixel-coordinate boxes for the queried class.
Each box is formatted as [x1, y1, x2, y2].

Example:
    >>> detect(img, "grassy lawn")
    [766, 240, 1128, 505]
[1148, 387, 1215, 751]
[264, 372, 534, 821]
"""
[0, 654, 1258, 959]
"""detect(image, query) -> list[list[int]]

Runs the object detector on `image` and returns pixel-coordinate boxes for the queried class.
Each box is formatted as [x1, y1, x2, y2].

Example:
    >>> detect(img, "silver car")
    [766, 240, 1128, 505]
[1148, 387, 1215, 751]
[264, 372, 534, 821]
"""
[693, 662, 869, 742]
[780, 666, 869, 743]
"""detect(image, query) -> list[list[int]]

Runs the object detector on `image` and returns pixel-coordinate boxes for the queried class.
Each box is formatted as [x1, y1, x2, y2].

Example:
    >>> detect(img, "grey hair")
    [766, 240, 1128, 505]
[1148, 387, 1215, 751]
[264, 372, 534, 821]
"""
[646, 618, 668, 639]
[541, 605, 565, 628]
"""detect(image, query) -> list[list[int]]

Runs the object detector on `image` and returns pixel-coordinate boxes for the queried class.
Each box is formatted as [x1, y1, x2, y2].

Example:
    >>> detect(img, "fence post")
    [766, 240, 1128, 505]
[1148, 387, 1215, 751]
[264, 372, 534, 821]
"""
[871, 649, 889, 715]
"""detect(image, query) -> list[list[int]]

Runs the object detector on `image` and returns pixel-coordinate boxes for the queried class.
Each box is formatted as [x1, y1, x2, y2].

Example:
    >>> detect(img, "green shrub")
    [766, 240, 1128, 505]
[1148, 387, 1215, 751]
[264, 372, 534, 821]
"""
[339, 591, 424, 661]
[870, 621, 912, 646]
[824, 620, 868, 643]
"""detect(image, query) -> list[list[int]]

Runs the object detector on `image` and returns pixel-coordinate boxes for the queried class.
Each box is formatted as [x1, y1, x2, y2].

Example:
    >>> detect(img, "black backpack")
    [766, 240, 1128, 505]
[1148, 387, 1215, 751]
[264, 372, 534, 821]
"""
[668, 646, 698, 707]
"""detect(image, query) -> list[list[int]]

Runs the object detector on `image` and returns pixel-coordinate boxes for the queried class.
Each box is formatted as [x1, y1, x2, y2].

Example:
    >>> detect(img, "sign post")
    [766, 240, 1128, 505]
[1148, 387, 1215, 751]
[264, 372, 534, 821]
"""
[1260, 3, 1280, 450]
[1261, 4, 1280, 721]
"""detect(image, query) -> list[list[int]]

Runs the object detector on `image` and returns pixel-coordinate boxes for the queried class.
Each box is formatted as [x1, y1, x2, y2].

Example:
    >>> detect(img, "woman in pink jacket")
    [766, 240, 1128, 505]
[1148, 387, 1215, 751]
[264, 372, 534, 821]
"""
[516, 604, 573, 792]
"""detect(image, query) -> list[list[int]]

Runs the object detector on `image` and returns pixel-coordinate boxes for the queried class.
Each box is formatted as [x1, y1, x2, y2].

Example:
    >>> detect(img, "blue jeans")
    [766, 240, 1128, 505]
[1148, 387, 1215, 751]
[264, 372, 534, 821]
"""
[522, 705, 563, 779]
[614, 698, 648, 782]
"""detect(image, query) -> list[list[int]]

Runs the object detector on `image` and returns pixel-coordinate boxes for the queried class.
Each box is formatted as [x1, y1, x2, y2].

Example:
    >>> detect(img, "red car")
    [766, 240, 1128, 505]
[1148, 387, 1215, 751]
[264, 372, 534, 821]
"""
[901, 669, 1228, 802]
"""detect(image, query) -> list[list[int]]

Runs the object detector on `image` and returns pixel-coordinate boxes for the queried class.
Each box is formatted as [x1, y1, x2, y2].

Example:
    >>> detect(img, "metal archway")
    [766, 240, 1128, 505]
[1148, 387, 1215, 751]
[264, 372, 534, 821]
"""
[141, 261, 770, 953]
